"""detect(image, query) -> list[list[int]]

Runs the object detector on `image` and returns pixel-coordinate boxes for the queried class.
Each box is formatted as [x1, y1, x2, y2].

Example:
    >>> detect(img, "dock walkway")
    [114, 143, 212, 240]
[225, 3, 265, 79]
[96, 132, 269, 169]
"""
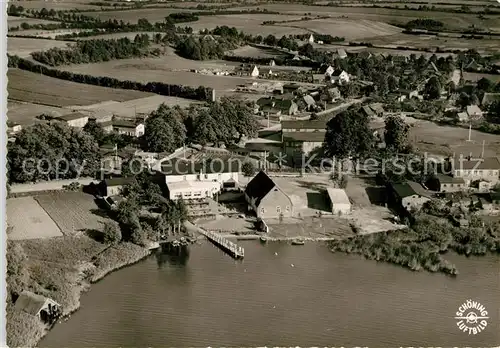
[199, 229, 245, 259]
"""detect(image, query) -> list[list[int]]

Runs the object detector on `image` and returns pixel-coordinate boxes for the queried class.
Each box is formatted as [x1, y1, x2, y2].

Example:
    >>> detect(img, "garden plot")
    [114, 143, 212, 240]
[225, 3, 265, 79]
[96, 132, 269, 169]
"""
[7, 197, 63, 240]
[34, 192, 111, 235]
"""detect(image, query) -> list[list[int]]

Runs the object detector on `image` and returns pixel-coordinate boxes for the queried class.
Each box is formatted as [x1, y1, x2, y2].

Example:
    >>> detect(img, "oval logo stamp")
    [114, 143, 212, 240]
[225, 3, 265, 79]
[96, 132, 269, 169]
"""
[454, 299, 489, 335]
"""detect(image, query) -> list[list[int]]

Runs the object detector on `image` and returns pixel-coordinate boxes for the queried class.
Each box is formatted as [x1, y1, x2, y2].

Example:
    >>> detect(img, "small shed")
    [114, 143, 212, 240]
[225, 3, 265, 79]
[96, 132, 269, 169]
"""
[326, 188, 351, 215]
[15, 291, 61, 323]
[100, 177, 136, 197]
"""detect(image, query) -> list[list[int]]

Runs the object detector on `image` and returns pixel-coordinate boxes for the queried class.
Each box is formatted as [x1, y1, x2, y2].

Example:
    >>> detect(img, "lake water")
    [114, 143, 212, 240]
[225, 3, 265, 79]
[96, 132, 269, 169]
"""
[40, 242, 500, 347]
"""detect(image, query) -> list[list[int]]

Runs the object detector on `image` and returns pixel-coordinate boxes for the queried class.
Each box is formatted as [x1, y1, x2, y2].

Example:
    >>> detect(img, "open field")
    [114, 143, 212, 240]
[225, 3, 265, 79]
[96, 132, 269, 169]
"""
[231, 4, 500, 32]
[72, 94, 202, 119]
[35, 192, 111, 235]
[462, 72, 500, 83]
[7, 16, 60, 29]
[81, 8, 198, 23]
[276, 18, 401, 40]
[7, 37, 73, 58]
[315, 43, 454, 58]
[62, 57, 273, 93]
[7, 197, 63, 240]
[176, 14, 309, 36]
[366, 33, 500, 55]
[371, 116, 500, 158]
[77, 31, 163, 41]
[8, 69, 153, 107]
[7, 100, 71, 126]
[10, 0, 110, 10]
[10, 29, 91, 39]
[322, 0, 497, 5]
[228, 45, 289, 58]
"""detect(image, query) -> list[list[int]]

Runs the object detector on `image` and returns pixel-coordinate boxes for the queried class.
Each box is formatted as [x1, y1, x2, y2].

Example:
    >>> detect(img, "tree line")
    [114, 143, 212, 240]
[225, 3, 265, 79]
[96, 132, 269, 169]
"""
[143, 97, 259, 152]
[176, 35, 238, 60]
[31, 34, 153, 66]
[8, 54, 212, 101]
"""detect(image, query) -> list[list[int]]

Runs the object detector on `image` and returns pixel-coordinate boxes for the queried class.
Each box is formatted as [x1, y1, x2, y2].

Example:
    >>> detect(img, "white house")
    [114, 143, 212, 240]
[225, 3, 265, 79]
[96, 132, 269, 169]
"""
[324, 65, 335, 77]
[101, 119, 145, 137]
[329, 70, 350, 85]
[160, 158, 241, 187]
[450, 156, 500, 187]
[308, 34, 314, 43]
[269, 59, 276, 67]
[55, 112, 89, 128]
[166, 180, 221, 200]
[7, 121, 22, 134]
[250, 65, 259, 77]
[326, 188, 351, 215]
[14, 291, 61, 322]
[466, 105, 483, 120]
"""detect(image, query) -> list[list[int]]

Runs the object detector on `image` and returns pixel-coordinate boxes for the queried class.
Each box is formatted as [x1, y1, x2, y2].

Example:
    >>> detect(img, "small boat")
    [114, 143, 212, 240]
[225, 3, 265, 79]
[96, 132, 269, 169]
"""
[291, 239, 305, 246]
[260, 236, 268, 243]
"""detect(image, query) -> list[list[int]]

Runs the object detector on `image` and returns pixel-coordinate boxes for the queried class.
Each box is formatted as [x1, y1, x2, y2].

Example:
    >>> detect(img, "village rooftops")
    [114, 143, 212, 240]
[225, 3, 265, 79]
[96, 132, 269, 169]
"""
[14, 291, 60, 316]
[451, 157, 500, 170]
[159, 157, 241, 176]
[56, 112, 88, 121]
[104, 177, 136, 187]
[391, 181, 430, 199]
[281, 120, 327, 130]
[435, 174, 465, 184]
[282, 132, 326, 142]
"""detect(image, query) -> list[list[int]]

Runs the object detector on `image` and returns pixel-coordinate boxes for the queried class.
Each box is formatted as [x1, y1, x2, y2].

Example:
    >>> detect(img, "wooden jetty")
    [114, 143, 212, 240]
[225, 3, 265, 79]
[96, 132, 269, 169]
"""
[200, 229, 244, 259]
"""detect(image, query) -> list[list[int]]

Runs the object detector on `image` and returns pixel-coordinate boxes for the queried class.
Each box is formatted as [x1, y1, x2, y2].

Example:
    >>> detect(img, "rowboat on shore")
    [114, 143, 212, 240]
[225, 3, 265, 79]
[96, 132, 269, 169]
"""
[291, 239, 305, 246]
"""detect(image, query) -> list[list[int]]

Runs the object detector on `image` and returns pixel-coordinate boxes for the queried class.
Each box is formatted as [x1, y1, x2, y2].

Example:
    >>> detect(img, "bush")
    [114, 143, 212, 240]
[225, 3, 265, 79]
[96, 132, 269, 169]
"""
[102, 222, 122, 244]
[242, 161, 256, 177]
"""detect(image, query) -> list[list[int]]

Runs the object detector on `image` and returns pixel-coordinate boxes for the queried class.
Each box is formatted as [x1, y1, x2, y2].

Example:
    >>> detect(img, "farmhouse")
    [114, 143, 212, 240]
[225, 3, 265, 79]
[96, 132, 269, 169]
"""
[389, 181, 431, 212]
[55, 112, 89, 128]
[321, 87, 341, 103]
[308, 34, 314, 43]
[160, 157, 241, 186]
[7, 120, 22, 134]
[466, 105, 483, 120]
[244, 171, 294, 219]
[449, 156, 500, 188]
[362, 105, 376, 118]
[14, 291, 61, 324]
[100, 177, 136, 196]
[481, 93, 500, 107]
[326, 188, 351, 215]
[397, 89, 421, 102]
[281, 119, 326, 155]
[428, 174, 467, 193]
[258, 98, 299, 116]
[101, 119, 145, 137]
[166, 180, 221, 201]
[322, 65, 335, 77]
[329, 70, 350, 85]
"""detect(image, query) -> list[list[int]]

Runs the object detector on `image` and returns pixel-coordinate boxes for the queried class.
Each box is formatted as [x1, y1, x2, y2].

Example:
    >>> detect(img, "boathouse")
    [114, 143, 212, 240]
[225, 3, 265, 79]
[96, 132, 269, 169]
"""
[244, 171, 294, 219]
[14, 290, 61, 324]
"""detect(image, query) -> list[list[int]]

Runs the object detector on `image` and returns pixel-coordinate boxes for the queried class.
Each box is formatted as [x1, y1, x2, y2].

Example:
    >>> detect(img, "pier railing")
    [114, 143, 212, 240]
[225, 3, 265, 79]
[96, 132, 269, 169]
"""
[199, 229, 244, 259]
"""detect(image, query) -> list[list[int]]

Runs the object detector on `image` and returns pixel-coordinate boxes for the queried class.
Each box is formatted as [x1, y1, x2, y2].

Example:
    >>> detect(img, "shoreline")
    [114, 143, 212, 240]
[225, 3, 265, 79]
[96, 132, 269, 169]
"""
[9, 242, 152, 348]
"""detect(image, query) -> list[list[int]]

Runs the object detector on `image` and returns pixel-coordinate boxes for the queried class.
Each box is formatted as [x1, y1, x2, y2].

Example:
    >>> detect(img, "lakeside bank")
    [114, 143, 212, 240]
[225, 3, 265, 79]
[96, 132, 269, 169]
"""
[7, 237, 151, 348]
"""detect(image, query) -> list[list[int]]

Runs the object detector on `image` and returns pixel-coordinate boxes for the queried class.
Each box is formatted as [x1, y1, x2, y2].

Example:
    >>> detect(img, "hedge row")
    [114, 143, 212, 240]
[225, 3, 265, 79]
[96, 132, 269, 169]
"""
[7, 54, 213, 101]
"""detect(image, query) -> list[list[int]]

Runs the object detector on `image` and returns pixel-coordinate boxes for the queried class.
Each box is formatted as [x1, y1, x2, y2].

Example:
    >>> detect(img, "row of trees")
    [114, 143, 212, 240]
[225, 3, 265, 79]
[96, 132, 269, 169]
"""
[7, 122, 101, 183]
[144, 98, 259, 152]
[8, 54, 213, 101]
[323, 106, 412, 161]
[31, 34, 153, 66]
[176, 35, 237, 60]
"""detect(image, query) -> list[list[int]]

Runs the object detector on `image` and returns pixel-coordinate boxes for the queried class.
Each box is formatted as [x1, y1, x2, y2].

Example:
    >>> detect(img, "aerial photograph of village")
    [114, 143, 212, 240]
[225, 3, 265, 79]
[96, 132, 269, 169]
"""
[4, 0, 500, 346]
